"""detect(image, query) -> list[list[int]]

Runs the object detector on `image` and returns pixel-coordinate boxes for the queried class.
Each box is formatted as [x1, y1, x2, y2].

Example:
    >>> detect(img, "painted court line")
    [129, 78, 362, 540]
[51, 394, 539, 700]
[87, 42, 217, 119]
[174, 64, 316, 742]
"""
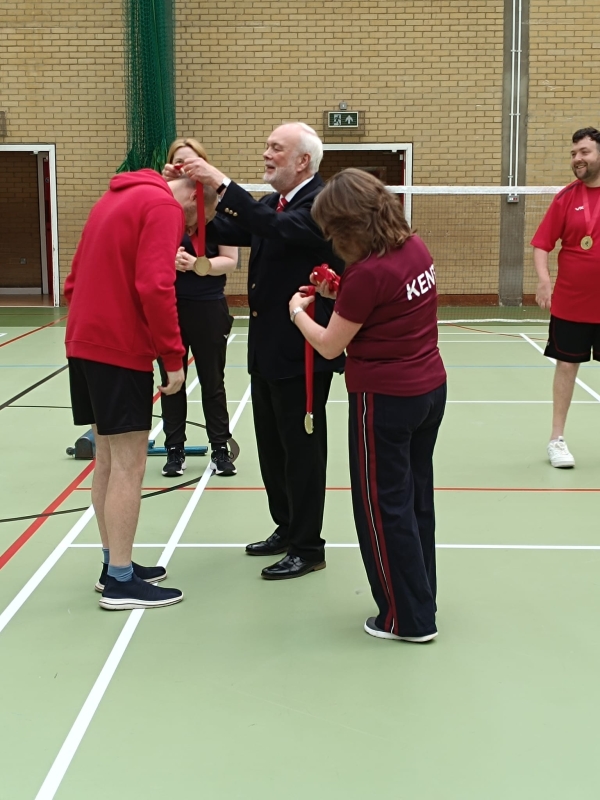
[217, 399, 599, 406]
[148, 376, 199, 440]
[67, 542, 600, 551]
[148, 334, 237, 440]
[0, 461, 95, 575]
[520, 333, 600, 402]
[0, 315, 67, 349]
[34, 382, 252, 800]
[0, 507, 96, 635]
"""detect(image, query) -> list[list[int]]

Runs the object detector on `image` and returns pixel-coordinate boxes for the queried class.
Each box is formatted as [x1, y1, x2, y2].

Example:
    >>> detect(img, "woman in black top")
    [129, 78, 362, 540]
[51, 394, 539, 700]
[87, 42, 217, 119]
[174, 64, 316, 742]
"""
[160, 138, 238, 477]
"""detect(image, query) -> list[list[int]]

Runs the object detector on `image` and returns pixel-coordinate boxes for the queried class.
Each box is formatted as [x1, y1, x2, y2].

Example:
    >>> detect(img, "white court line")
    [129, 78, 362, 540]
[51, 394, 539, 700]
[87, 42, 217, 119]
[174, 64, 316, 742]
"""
[0, 507, 96, 635]
[218, 398, 598, 405]
[0, 333, 6, 338]
[520, 333, 600, 403]
[439, 340, 530, 343]
[35, 382, 252, 800]
[148, 333, 237, 441]
[447, 400, 598, 404]
[67, 542, 600, 551]
[438, 318, 547, 324]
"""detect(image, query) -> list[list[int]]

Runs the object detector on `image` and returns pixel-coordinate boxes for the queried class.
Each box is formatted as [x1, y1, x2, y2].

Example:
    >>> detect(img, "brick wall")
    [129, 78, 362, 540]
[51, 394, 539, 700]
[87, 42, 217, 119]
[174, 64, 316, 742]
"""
[0, 1, 127, 291]
[1, 1, 599, 300]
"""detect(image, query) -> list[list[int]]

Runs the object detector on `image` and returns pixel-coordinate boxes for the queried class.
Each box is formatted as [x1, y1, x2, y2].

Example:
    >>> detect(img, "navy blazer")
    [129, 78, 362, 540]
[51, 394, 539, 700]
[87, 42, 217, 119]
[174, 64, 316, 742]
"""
[207, 174, 345, 380]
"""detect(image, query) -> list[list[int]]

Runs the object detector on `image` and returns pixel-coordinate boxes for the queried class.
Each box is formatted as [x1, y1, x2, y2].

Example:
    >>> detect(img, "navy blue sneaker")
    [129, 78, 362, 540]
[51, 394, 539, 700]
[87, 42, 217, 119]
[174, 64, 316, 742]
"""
[99, 573, 183, 610]
[95, 562, 167, 593]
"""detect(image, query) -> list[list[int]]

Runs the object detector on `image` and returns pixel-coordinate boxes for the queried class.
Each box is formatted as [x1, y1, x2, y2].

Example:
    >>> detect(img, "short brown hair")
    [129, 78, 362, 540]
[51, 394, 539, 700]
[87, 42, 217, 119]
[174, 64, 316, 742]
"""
[312, 168, 412, 257]
[166, 137, 209, 164]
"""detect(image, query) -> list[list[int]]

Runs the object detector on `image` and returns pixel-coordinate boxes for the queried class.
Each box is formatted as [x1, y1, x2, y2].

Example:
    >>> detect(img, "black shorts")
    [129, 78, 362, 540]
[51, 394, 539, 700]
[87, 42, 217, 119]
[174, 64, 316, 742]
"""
[68, 357, 154, 435]
[544, 316, 600, 363]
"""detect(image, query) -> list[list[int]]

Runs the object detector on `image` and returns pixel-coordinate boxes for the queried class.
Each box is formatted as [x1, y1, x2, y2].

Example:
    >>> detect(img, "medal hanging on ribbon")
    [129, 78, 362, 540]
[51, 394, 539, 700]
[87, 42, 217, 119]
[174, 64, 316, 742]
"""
[193, 182, 212, 275]
[304, 286, 316, 434]
[580, 183, 600, 251]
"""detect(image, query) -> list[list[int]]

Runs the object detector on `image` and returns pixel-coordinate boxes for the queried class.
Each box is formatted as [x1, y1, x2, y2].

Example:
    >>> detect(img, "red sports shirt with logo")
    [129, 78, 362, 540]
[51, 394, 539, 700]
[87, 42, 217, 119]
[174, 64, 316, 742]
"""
[531, 180, 600, 323]
[333, 235, 446, 396]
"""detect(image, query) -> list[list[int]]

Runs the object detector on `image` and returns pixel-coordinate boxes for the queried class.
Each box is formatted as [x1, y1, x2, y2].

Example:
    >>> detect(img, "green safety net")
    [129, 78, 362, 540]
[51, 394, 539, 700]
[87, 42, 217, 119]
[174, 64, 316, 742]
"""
[117, 0, 176, 173]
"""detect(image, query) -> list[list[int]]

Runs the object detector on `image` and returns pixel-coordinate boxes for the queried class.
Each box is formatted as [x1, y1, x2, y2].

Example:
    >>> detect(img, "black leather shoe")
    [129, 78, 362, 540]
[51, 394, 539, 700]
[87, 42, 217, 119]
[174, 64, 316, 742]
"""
[261, 554, 326, 580]
[245, 531, 289, 556]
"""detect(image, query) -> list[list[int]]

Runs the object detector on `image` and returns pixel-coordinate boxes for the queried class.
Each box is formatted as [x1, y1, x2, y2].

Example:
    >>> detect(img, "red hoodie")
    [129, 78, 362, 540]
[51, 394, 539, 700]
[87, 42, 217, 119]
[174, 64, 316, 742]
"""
[64, 170, 185, 372]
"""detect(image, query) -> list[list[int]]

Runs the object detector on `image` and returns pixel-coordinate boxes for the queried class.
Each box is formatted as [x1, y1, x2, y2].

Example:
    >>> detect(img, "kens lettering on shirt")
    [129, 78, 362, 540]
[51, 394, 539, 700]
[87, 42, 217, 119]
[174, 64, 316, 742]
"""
[406, 264, 436, 301]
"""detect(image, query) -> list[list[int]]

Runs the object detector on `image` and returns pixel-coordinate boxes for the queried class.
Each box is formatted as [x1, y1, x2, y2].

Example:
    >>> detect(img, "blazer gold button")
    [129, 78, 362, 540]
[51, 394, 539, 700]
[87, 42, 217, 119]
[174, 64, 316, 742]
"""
[251, 283, 256, 289]
[252, 311, 258, 317]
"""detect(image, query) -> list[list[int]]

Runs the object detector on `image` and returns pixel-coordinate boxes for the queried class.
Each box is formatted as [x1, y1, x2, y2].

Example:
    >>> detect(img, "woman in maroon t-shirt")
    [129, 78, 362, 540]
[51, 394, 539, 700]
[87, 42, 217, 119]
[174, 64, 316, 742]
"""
[289, 169, 446, 643]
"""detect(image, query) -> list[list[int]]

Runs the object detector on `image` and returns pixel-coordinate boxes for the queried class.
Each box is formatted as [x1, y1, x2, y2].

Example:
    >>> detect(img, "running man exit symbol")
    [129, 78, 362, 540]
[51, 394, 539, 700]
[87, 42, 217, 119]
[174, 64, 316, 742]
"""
[328, 111, 359, 128]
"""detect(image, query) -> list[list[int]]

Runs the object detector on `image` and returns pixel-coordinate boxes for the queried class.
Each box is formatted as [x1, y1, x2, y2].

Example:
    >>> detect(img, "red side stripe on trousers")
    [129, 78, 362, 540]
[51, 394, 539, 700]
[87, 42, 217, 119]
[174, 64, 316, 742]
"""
[356, 393, 399, 634]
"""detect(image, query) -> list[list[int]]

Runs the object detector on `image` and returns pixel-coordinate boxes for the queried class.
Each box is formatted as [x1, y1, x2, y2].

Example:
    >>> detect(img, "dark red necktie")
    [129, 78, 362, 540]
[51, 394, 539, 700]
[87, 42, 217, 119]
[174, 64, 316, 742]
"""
[276, 195, 288, 212]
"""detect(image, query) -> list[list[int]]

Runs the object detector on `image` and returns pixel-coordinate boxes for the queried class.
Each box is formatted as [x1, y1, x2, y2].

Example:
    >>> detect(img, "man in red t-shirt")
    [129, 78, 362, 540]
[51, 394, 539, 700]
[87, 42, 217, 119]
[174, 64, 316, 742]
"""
[532, 127, 600, 469]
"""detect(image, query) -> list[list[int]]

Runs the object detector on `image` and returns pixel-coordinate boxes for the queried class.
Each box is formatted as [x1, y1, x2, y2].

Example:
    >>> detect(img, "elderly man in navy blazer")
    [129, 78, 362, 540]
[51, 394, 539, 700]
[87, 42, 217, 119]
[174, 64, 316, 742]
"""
[184, 122, 344, 580]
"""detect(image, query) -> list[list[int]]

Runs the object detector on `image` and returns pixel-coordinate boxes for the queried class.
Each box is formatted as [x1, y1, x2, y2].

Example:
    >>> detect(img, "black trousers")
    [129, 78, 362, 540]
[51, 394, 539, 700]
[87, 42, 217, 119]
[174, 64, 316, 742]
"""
[159, 297, 233, 447]
[348, 384, 446, 638]
[251, 370, 334, 561]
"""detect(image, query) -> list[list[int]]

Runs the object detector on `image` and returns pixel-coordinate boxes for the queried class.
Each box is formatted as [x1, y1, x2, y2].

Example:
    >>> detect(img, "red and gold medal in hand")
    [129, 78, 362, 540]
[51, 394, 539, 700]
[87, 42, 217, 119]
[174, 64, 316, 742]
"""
[302, 264, 340, 434]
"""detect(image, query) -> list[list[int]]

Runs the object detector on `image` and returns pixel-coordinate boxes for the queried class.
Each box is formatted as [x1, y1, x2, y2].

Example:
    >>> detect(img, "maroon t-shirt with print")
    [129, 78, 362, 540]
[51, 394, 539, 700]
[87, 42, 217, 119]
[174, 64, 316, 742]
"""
[334, 235, 446, 397]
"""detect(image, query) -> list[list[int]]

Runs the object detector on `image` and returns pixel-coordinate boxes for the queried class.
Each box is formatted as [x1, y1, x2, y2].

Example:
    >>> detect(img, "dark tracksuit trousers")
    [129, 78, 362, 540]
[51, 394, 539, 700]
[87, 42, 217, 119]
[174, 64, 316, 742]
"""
[348, 383, 447, 638]
[251, 370, 333, 562]
[159, 297, 233, 448]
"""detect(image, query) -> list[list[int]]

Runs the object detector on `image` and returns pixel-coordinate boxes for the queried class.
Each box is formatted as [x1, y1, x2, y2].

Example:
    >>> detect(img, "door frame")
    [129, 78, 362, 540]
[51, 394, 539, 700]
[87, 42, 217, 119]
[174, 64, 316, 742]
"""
[322, 142, 413, 222]
[0, 143, 59, 306]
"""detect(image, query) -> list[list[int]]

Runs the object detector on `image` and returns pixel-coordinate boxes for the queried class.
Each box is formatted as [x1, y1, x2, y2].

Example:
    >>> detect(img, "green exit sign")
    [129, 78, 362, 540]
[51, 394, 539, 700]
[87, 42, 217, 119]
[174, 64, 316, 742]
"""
[328, 111, 359, 128]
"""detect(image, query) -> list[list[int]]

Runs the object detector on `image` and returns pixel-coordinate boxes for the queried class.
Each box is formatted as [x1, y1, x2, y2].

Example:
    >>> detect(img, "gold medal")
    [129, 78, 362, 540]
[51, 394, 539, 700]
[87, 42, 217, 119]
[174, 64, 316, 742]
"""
[304, 412, 314, 435]
[193, 255, 212, 275]
[581, 236, 593, 250]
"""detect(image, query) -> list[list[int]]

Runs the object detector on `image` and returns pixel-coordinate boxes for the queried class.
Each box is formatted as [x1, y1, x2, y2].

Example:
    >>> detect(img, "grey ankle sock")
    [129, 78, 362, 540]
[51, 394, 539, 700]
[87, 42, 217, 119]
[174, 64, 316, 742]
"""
[102, 548, 110, 565]
[107, 563, 134, 582]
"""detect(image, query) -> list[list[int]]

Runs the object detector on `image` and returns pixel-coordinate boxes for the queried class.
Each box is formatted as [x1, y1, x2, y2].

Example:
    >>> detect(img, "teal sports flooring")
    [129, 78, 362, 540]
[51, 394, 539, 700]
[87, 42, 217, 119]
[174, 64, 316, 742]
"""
[1, 308, 600, 800]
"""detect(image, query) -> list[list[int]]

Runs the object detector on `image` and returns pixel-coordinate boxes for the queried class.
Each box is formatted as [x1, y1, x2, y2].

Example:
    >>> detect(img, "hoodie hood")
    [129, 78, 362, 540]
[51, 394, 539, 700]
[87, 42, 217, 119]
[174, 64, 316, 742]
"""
[109, 169, 171, 194]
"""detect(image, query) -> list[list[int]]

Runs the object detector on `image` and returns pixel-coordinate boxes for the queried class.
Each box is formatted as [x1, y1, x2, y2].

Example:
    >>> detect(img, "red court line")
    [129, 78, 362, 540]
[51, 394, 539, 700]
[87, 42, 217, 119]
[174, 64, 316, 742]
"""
[0, 315, 67, 349]
[0, 461, 95, 571]
[74, 485, 600, 494]
[435, 487, 600, 493]
[0, 373, 185, 572]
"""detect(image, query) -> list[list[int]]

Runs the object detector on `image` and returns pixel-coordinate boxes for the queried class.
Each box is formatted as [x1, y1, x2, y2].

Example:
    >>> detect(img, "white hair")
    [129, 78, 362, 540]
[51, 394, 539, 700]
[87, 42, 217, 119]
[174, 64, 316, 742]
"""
[293, 122, 324, 173]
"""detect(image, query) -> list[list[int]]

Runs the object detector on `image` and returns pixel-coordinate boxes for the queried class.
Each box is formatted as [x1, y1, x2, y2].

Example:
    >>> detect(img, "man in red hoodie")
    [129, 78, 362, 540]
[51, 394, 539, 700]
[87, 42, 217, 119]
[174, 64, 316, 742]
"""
[64, 169, 198, 610]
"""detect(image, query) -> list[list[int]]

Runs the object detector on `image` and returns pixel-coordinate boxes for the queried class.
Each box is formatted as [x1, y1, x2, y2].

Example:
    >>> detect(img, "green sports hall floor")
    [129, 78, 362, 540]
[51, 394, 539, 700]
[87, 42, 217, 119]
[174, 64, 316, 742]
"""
[1, 307, 600, 800]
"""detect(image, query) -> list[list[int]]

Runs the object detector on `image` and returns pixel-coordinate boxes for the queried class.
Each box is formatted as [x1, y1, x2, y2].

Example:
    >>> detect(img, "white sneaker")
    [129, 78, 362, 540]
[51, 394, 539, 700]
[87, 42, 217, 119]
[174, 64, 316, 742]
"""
[364, 617, 438, 643]
[547, 437, 575, 468]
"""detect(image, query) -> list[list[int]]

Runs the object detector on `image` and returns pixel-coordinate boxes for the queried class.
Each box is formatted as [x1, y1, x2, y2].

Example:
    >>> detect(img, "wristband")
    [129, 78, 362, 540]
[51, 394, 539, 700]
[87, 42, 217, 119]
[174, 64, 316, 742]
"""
[290, 306, 305, 324]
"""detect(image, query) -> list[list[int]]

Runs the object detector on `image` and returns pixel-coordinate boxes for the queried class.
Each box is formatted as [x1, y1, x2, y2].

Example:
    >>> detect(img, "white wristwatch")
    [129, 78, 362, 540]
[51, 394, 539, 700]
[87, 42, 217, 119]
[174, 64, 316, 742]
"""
[290, 306, 305, 324]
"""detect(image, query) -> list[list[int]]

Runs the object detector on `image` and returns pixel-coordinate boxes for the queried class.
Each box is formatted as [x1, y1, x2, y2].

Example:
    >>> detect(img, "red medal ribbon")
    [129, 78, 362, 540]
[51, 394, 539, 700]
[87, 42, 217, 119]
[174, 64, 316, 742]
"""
[302, 264, 341, 434]
[304, 286, 316, 432]
[581, 183, 600, 239]
[196, 182, 205, 256]
[173, 163, 206, 257]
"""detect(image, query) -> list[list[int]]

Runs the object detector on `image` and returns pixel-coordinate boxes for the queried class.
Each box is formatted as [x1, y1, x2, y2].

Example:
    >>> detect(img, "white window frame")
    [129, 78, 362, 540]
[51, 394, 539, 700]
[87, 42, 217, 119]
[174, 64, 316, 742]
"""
[0, 143, 60, 306]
